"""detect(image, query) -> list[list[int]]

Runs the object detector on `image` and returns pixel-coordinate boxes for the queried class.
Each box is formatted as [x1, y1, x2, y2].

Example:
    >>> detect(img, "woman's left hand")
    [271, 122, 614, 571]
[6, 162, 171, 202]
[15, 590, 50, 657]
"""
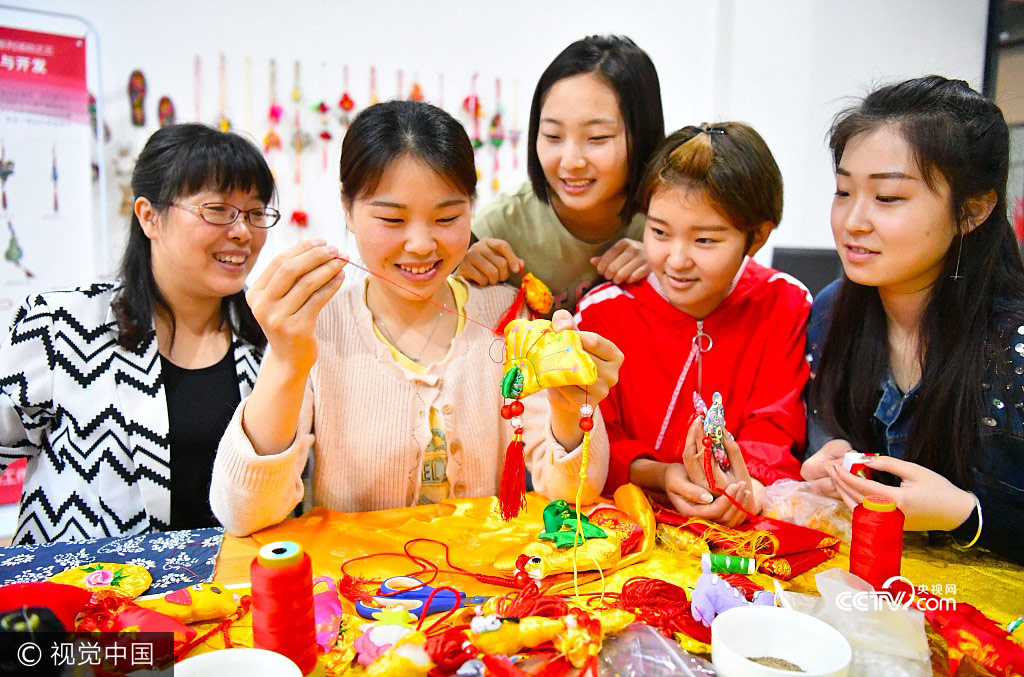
[828, 456, 976, 531]
[546, 309, 623, 447]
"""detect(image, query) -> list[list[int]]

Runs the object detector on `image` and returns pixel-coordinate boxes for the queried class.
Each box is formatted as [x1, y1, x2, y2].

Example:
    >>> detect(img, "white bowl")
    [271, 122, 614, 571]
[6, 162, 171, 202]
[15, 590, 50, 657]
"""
[712, 605, 851, 676]
[173, 648, 302, 676]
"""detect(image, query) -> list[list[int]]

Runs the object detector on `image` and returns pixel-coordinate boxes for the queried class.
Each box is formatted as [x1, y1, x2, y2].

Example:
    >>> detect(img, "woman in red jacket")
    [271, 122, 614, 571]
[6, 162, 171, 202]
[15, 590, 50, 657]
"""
[576, 122, 809, 525]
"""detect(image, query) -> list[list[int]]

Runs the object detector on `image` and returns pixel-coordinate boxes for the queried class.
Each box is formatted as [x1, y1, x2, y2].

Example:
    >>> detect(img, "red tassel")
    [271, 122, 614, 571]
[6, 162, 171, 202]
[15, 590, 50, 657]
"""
[498, 431, 526, 520]
[335, 574, 376, 606]
[493, 282, 526, 336]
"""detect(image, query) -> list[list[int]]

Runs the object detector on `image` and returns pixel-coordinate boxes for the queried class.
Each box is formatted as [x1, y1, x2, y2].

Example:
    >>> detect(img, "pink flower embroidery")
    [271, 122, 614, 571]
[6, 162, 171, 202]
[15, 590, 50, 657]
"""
[84, 569, 114, 587]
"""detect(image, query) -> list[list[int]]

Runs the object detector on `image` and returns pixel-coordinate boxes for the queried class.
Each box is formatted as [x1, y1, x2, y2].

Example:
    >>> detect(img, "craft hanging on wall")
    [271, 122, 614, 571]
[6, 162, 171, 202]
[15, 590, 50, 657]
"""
[264, 59, 283, 154]
[290, 60, 312, 228]
[337, 65, 355, 129]
[1, 142, 31, 279]
[489, 78, 505, 193]
[509, 80, 522, 170]
[128, 70, 146, 127]
[314, 61, 332, 171]
[369, 65, 379, 106]
[463, 73, 483, 183]
[157, 96, 176, 127]
[193, 56, 201, 121]
[214, 53, 231, 132]
[51, 145, 58, 213]
[409, 72, 424, 102]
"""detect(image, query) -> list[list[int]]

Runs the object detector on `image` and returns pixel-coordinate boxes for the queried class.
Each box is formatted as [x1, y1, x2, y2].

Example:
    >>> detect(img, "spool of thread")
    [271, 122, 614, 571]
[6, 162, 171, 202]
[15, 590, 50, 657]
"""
[702, 553, 756, 575]
[251, 541, 318, 674]
[850, 495, 905, 590]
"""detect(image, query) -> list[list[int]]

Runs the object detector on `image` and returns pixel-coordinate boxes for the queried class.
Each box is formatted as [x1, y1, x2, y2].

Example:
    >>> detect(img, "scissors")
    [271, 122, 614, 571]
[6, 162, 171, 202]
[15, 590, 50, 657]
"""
[354, 575, 490, 620]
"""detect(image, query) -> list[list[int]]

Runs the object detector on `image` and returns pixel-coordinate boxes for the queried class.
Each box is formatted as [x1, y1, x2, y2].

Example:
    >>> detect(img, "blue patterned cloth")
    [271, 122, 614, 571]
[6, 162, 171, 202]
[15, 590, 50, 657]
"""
[0, 527, 224, 595]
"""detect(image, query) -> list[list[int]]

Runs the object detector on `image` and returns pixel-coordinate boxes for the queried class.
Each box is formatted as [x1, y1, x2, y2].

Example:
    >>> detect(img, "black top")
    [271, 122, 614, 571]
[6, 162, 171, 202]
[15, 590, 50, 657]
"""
[162, 348, 240, 531]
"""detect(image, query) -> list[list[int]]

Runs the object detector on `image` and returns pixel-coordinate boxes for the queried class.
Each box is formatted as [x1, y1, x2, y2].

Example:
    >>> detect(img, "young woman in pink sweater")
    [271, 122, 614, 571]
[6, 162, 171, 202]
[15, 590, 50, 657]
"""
[210, 101, 623, 536]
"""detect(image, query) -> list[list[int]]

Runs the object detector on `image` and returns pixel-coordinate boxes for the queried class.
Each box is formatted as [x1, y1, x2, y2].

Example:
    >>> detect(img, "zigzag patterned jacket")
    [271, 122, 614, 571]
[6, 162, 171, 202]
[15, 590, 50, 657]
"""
[0, 283, 262, 545]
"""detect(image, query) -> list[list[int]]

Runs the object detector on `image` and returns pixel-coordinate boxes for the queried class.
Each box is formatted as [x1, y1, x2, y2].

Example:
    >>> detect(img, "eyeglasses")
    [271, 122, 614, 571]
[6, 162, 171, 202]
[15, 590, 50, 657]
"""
[173, 202, 281, 229]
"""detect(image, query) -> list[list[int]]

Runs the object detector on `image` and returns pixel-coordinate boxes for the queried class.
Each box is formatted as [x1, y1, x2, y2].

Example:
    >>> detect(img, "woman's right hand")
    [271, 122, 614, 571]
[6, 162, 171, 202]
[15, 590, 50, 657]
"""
[455, 238, 523, 286]
[800, 438, 853, 499]
[246, 239, 347, 373]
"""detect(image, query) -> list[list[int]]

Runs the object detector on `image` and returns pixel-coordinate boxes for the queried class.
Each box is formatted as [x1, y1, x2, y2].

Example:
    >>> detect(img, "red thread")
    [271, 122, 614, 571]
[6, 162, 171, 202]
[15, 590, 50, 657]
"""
[850, 495, 904, 589]
[250, 546, 318, 673]
[341, 257, 497, 333]
[494, 582, 568, 619]
[701, 436, 757, 520]
[175, 595, 252, 659]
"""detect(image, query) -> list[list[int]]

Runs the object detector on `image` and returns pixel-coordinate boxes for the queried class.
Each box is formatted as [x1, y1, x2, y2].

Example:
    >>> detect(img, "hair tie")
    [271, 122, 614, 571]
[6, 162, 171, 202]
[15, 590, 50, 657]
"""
[699, 123, 726, 136]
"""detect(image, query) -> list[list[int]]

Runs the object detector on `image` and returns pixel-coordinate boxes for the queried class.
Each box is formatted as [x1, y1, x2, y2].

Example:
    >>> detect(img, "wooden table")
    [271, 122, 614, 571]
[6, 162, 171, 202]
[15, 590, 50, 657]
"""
[212, 534, 260, 585]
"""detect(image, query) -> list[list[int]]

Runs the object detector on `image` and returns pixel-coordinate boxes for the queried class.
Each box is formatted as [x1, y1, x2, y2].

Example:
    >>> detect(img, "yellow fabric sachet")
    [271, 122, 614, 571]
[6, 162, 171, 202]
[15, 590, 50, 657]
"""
[502, 319, 597, 398]
[137, 582, 238, 624]
[48, 562, 152, 598]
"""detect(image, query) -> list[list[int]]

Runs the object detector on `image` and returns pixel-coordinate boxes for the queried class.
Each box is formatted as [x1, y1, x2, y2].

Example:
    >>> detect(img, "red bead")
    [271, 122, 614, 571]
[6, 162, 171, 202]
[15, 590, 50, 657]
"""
[579, 416, 594, 431]
[702, 436, 713, 448]
[513, 571, 531, 587]
[500, 405, 513, 419]
[509, 400, 524, 416]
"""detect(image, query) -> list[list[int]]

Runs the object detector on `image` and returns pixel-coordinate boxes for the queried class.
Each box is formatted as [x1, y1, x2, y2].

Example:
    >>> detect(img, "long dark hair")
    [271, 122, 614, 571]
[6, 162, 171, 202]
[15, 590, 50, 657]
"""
[810, 76, 1024, 485]
[112, 123, 273, 351]
[526, 35, 664, 221]
[340, 100, 476, 204]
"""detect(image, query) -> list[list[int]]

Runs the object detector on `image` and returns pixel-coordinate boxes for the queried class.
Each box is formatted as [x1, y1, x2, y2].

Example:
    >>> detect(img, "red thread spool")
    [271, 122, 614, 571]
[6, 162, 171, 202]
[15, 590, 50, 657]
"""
[850, 494, 905, 589]
[251, 541, 318, 674]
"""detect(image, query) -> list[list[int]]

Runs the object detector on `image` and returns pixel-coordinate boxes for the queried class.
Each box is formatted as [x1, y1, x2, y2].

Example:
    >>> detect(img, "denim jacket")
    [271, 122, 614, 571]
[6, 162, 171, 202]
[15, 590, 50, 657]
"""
[807, 279, 1024, 563]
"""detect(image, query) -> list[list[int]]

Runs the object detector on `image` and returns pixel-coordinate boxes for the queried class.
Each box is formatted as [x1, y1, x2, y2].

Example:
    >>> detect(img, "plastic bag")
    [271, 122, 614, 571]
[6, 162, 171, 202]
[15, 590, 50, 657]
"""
[763, 479, 853, 543]
[775, 569, 931, 677]
[597, 622, 717, 676]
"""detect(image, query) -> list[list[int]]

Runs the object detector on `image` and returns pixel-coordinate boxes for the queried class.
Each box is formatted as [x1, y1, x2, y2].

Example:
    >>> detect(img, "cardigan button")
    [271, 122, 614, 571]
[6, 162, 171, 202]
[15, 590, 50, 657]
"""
[443, 404, 452, 414]
[453, 481, 466, 494]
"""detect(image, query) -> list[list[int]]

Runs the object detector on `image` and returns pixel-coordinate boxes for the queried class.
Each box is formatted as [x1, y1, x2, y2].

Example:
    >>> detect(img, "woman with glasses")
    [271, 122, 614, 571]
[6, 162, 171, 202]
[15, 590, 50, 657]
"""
[0, 123, 277, 544]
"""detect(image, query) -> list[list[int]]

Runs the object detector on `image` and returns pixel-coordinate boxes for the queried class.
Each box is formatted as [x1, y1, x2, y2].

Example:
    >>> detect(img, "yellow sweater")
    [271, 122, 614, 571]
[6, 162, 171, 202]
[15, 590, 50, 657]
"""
[210, 279, 609, 536]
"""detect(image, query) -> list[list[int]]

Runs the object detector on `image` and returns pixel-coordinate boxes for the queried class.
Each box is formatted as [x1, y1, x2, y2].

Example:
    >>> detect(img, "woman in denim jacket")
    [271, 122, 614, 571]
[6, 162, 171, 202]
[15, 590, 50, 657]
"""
[802, 76, 1024, 564]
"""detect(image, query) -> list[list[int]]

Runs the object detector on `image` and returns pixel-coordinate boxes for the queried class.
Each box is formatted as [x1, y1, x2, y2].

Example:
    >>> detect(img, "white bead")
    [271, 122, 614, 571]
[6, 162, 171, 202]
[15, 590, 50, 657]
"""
[579, 404, 594, 418]
[510, 416, 523, 428]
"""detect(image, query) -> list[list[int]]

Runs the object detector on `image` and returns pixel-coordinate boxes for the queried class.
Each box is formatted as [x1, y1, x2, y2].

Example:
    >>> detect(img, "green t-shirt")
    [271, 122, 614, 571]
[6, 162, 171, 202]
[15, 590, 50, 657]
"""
[472, 182, 645, 316]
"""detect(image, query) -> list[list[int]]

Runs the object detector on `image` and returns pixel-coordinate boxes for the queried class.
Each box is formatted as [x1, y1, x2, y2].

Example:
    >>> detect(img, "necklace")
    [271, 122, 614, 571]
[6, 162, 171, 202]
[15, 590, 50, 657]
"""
[373, 285, 452, 363]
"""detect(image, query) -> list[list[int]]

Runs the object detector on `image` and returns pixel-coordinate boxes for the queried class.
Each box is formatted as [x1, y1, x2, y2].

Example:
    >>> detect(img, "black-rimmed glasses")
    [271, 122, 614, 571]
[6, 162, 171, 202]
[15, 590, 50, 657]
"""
[173, 202, 281, 229]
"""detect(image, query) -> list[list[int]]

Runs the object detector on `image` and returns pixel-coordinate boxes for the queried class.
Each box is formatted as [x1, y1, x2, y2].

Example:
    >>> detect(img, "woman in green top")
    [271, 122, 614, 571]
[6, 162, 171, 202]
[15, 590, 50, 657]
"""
[458, 35, 665, 316]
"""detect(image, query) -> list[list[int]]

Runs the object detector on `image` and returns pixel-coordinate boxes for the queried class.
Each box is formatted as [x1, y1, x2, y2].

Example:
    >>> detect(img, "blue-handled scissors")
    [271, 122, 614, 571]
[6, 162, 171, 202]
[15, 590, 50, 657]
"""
[354, 575, 490, 620]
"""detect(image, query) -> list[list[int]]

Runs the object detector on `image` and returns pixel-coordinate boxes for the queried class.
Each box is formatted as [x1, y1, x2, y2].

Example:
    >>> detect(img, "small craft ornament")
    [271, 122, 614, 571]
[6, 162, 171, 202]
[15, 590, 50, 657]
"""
[369, 65, 379, 106]
[409, 76, 424, 102]
[690, 558, 774, 627]
[509, 80, 522, 170]
[157, 96, 176, 127]
[463, 73, 484, 151]
[498, 319, 597, 519]
[215, 53, 231, 132]
[49, 562, 152, 598]
[338, 64, 355, 127]
[693, 391, 729, 470]
[843, 451, 877, 479]
[489, 78, 506, 193]
[128, 69, 146, 126]
[312, 576, 345, 652]
[495, 273, 555, 333]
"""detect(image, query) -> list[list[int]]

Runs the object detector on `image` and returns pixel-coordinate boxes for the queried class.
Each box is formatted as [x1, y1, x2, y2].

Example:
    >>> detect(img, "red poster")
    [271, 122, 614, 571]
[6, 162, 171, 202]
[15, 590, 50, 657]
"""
[0, 26, 88, 123]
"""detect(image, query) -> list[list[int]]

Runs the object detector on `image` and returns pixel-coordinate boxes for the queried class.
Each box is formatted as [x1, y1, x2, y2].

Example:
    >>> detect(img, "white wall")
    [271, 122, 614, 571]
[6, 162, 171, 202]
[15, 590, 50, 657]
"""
[1, 0, 988, 278]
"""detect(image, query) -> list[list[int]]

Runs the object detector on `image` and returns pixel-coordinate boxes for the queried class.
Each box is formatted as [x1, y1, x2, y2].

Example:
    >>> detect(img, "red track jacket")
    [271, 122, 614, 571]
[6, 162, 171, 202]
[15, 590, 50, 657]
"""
[576, 259, 811, 491]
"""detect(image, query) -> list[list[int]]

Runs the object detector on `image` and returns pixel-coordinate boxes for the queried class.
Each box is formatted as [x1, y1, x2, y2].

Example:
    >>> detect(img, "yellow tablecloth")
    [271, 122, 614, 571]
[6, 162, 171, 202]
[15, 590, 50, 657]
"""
[192, 493, 1024, 674]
